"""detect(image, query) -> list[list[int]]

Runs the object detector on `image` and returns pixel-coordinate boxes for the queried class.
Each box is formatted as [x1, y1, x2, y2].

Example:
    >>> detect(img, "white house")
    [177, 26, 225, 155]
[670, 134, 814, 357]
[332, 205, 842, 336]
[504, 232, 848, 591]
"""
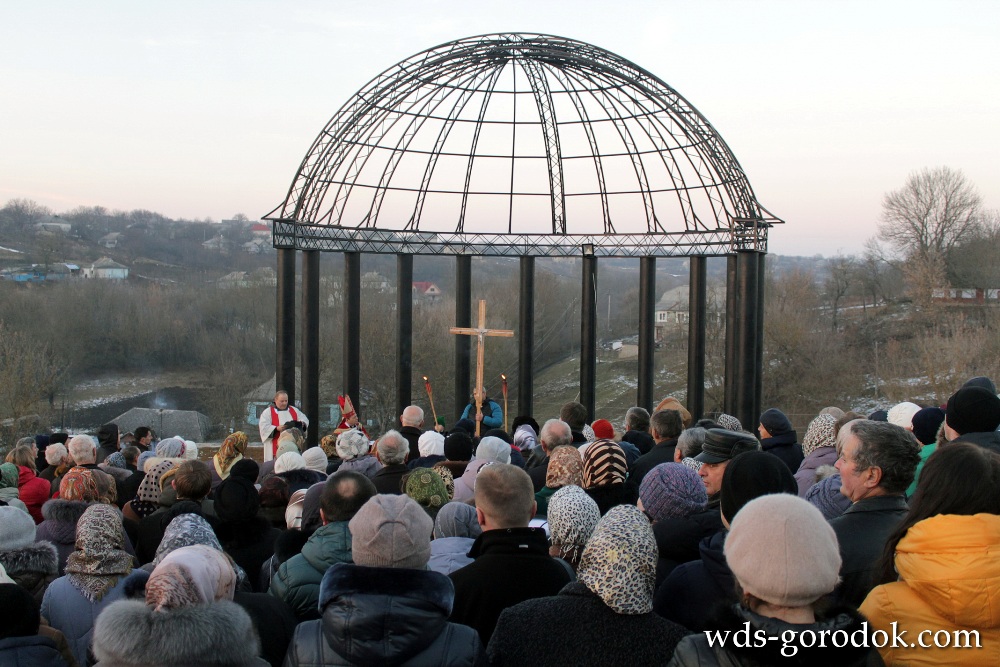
[82, 257, 129, 280]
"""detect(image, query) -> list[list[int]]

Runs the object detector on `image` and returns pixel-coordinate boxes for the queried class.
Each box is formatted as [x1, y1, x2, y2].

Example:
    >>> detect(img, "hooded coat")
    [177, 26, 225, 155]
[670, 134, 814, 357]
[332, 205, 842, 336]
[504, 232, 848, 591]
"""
[35, 500, 92, 575]
[283, 563, 482, 667]
[269, 520, 353, 621]
[860, 513, 1000, 666]
[17, 466, 51, 524]
[654, 531, 734, 631]
[0, 540, 59, 604]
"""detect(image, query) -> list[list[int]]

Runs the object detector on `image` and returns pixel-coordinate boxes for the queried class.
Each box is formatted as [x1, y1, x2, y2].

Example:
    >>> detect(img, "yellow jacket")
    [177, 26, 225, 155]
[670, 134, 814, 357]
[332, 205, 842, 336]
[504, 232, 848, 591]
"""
[860, 513, 1000, 666]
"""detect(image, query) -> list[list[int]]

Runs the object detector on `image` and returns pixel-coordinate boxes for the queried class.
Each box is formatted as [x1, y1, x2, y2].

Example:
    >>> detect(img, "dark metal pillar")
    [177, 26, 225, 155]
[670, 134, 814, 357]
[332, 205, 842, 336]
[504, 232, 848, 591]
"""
[755, 252, 767, 427]
[581, 254, 598, 420]
[343, 252, 361, 416]
[687, 255, 707, 421]
[735, 251, 760, 431]
[301, 250, 320, 447]
[518, 256, 535, 418]
[396, 255, 413, 423]
[454, 255, 472, 419]
[276, 248, 297, 403]
[724, 254, 738, 415]
[637, 257, 656, 412]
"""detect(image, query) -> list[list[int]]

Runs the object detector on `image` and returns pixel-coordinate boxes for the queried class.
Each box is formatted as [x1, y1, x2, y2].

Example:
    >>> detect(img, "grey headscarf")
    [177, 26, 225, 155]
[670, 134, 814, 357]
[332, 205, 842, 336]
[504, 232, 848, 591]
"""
[151, 513, 247, 584]
[155, 437, 186, 458]
[433, 501, 482, 540]
[474, 436, 511, 464]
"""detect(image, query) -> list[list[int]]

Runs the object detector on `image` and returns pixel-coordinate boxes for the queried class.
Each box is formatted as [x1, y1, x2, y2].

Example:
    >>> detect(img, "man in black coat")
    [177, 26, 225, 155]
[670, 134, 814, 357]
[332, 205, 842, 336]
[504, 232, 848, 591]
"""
[398, 405, 425, 462]
[831, 419, 920, 606]
[628, 409, 683, 487]
[449, 464, 572, 645]
[526, 419, 573, 492]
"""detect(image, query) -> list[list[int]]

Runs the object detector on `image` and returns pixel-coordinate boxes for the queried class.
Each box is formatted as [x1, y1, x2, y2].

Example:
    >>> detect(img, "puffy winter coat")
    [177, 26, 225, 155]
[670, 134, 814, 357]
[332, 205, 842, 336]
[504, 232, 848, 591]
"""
[335, 455, 382, 480]
[18, 466, 51, 523]
[35, 499, 90, 575]
[0, 635, 71, 667]
[41, 576, 130, 666]
[283, 563, 482, 667]
[860, 513, 1000, 666]
[0, 540, 59, 603]
[794, 445, 838, 497]
[654, 531, 733, 632]
[92, 599, 268, 666]
[269, 520, 352, 620]
[428, 536, 475, 576]
[652, 507, 724, 589]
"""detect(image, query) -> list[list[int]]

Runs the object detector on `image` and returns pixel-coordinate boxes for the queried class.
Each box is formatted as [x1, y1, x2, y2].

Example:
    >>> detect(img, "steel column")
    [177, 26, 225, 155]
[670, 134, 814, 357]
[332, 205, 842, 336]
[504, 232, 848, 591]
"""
[518, 256, 535, 418]
[454, 255, 472, 420]
[755, 252, 767, 426]
[581, 255, 598, 420]
[343, 252, 361, 416]
[637, 257, 656, 412]
[735, 251, 760, 431]
[687, 255, 707, 420]
[396, 255, 413, 423]
[301, 250, 320, 447]
[724, 254, 738, 415]
[276, 248, 297, 403]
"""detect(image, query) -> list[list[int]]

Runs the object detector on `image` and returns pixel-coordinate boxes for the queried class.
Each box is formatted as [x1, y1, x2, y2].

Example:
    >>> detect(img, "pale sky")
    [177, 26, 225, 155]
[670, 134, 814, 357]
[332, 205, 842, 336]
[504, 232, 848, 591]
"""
[1, 0, 997, 256]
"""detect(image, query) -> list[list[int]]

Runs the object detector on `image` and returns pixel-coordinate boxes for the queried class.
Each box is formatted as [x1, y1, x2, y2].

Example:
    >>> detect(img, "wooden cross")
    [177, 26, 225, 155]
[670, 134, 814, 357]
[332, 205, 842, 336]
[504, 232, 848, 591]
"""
[450, 300, 514, 436]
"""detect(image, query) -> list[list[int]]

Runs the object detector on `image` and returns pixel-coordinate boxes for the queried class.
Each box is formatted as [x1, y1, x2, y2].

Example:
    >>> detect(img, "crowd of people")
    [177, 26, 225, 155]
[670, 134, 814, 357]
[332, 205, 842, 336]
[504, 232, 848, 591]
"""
[2, 377, 1000, 665]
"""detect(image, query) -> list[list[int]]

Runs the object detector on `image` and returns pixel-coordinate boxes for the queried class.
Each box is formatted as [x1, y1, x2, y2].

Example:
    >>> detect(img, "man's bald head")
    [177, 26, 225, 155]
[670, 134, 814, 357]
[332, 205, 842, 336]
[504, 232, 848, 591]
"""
[401, 405, 424, 428]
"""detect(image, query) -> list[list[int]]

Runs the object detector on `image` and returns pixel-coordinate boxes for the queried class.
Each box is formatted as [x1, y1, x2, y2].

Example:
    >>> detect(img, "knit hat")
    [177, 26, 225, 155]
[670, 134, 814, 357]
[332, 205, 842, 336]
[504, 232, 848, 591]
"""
[405, 468, 449, 511]
[475, 437, 511, 464]
[639, 462, 707, 521]
[582, 440, 627, 489]
[444, 432, 474, 461]
[548, 485, 601, 568]
[147, 544, 237, 611]
[417, 431, 445, 458]
[717, 413, 744, 432]
[274, 451, 306, 474]
[805, 473, 852, 520]
[274, 437, 300, 460]
[0, 583, 40, 638]
[946, 386, 1000, 435]
[759, 408, 792, 436]
[433, 501, 482, 540]
[720, 451, 798, 524]
[214, 477, 261, 523]
[868, 409, 888, 422]
[911, 407, 946, 446]
[451, 418, 476, 435]
[349, 494, 433, 569]
[545, 446, 584, 489]
[725, 494, 841, 607]
[578, 504, 657, 614]
[513, 424, 538, 451]
[229, 458, 259, 484]
[694, 429, 759, 464]
[591, 419, 615, 440]
[963, 375, 998, 394]
[801, 414, 837, 457]
[0, 505, 36, 549]
[301, 447, 328, 475]
[483, 429, 513, 445]
[887, 402, 922, 429]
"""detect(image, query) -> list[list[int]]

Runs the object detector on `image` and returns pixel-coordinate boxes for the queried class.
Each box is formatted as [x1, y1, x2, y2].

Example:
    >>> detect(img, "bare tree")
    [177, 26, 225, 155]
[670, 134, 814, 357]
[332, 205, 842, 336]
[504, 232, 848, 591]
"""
[879, 167, 983, 262]
[824, 255, 856, 330]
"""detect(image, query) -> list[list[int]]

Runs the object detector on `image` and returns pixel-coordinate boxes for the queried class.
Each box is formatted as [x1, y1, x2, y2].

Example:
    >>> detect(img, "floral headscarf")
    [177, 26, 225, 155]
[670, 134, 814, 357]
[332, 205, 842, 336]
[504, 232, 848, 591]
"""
[546, 446, 584, 489]
[802, 414, 837, 457]
[405, 468, 448, 511]
[577, 504, 657, 614]
[214, 432, 248, 479]
[582, 440, 627, 489]
[152, 513, 247, 584]
[146, 544, 236, 611]
[60, 467, 101, 502]
[104, 452, 128, 470]
[547, 485, 601, 569]
[155, 437, 186, 459]
[65, 504, 133, 602]
[0, 463, 18, 489]
[431, 463, 455, 500]
[131, 461, 175, 519]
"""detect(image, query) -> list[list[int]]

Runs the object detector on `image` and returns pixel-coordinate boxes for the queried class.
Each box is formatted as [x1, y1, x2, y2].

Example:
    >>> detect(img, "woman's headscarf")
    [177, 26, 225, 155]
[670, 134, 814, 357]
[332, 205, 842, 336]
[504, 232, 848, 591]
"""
[146, 544, 236, 611]
[130, 461, 175, 519]
[431, 463, 455, 500]
[104, 451, 128, 470]
[335, 430, 369, 461]
[274, 452, 306, 474]
[152, 513, 247, 584]
[155, 437, 186, 459]
[801, 414, 837, 457]
[65, 504, 133, 602]
[417, 431, 445, 458]
[137, 451, 156, 473]
[433, 501, 482, 540]
[582, 440, 627, 489]
[0, 463, 18, 490]
[213, 431, 248, 479]
[320, 434, 338, 459]
[545, 446, 584, 489]
[285, 489, 307, 530]
[474, 437, 511, 464]
[548, 485, 601, 569]
[405, 468, 448, 512]
[59, 467, 101, 502]
[577, 504, 657, 614]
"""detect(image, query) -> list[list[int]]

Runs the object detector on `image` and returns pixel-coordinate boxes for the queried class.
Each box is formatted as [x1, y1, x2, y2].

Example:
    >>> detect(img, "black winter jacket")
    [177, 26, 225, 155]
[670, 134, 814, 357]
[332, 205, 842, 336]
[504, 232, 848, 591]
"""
[655, 530, 733, 631]
[829, 495, 907, 606]
[282, 563, 483, 667]
[759, 432, 804, 473]
[652, 507, 724, 589]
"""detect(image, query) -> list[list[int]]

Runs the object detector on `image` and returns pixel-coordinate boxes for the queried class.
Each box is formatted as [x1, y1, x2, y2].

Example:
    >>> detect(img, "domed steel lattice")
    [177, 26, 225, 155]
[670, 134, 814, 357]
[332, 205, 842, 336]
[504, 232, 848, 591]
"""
[267, 33, 780, 256]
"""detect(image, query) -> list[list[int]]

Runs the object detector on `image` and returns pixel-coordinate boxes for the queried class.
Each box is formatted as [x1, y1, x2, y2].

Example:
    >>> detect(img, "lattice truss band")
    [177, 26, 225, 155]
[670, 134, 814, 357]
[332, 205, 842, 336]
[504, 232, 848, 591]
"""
[266, 33, 781, 256]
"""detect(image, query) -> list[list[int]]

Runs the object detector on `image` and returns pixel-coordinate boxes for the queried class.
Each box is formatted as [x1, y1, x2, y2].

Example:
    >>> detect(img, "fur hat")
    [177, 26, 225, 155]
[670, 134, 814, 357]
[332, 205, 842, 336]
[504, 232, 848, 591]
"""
[591, 419, 615, 440]
[947, 386, 1000, 435]
[0, 506, 36, 550]
[638, 463, 706, 521]
[444, 432, 474, 461]
[228, 458, 259, 484]
[759, 408, 792, 436]
[725, 494, 840, 607]
[911, 407, 946, 446]
[348, 495, 432, 569]
[214, 477, 260, 523]
[887, 402, 922, 430]
[720, 451, 798, 524]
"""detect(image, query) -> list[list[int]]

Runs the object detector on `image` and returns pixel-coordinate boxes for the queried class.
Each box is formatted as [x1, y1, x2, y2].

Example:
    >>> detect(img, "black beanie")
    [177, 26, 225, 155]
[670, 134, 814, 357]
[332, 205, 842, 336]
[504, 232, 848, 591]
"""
[946, 386, 1000, 435]
[911, 407, 946, 446]
[720, 451, 798, 525]
[444, 432, 474, 461]
[759, 408, 793, 436]
[214, 477, 261, 523]
[963, 376, 997, 395]
[0, 583, 40, 638]
[229, 458, 260, 484]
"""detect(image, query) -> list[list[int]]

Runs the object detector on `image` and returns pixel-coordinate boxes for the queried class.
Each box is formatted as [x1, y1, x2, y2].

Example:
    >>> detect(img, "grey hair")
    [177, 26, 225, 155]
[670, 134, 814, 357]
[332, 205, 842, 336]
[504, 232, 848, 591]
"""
[376, 430, 409, 465]
[336, 429, 370, 460]
[68, 435, 97, 465]
[539, 419, 572, 452]
[475, 436, 512, 464]
[848, 420, 922, 495]
[625, 406, 650, 432]
[677, 427, 707, 459]
[45, 443, 68, 466]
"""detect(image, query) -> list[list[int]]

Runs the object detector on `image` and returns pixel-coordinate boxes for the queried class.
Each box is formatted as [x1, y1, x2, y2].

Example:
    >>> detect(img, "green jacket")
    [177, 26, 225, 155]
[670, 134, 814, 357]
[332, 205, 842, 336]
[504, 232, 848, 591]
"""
[269, 520, 352, 620]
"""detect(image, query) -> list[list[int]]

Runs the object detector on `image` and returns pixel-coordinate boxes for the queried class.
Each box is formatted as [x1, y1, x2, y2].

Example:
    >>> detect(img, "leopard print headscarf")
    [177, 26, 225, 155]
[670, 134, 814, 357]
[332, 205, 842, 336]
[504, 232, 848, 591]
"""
[548, 485, 601, 569]
[577, 504, 657, 615]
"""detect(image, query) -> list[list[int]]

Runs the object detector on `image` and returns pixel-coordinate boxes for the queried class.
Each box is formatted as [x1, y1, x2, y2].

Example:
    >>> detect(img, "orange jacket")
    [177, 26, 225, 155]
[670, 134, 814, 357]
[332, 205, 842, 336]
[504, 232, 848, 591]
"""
[860, 513, 1000, 665]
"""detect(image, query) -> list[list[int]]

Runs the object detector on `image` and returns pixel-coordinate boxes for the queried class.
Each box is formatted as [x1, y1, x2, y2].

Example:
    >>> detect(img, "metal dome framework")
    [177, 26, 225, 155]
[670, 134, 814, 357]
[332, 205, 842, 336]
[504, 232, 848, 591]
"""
[266, 33, 780, 256]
